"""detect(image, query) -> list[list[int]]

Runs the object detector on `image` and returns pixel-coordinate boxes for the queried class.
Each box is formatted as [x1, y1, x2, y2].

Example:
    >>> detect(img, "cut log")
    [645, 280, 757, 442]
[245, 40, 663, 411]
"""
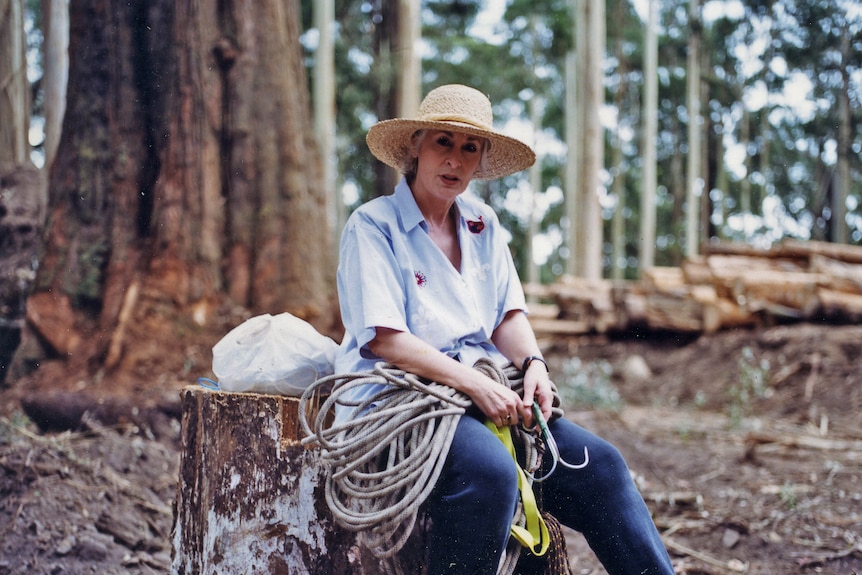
[526, 301, 561, 321]
[737, 270, 824, 317]
[641, 267, 686, 292]
[680, 256, 713, 286]
[549, 276, 624, 333]
[701, 241, 775, 258]
[521, 237, 862, 337]
[809, 255, 862, 295]
[170, 387, 410, 575]
[777, 238, 862, 265]
[623, 290, 647, 326]
[708, 256, 823, 317]
[643, 289, 707, 332]
[528, 316, 591, 336]
[745, 430, 862, 452]
[526, 301, 591, 337]
[817, 287, 862, 320]
[711, 297, 758, 330]
[707, 254, 807, 277]
[684, 285, 719, 334]
[523, 282, 556, 302]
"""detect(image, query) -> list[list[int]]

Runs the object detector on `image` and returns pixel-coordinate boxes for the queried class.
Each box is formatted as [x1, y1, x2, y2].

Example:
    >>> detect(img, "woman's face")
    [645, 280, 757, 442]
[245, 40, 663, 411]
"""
[412, 130, 484, 202]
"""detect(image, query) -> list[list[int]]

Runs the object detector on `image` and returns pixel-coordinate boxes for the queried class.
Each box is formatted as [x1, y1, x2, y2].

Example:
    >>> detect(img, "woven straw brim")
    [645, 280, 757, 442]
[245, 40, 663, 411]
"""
[366, 118, 536, 180]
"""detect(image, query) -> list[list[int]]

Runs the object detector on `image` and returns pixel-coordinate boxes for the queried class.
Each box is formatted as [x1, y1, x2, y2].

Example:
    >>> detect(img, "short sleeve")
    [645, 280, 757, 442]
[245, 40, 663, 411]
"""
[337, 215, 410, 356]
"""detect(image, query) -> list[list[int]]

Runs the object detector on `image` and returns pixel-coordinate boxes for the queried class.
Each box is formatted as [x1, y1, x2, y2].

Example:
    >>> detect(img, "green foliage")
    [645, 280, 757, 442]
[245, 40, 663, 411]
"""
[557, 357, 624, 412]
[728, 346, 771, 427]
[303, 0, 862, 278]
[0, 412, 34, 447]
[779, 482, 798, 510]
[425, 0, 482, 34]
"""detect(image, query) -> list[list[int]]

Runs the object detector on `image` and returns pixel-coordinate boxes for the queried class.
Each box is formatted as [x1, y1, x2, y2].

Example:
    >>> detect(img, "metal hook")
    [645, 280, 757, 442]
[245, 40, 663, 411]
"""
[529, 401, 589, 483]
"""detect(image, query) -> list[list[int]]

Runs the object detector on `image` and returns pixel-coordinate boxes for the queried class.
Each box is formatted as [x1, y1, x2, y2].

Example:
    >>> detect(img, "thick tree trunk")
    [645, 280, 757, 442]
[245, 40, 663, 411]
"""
[15, 0, 336, 382]
[153, 0, 334, 319]
[371, 0, 404, 197]
[29, 0, 156, 368]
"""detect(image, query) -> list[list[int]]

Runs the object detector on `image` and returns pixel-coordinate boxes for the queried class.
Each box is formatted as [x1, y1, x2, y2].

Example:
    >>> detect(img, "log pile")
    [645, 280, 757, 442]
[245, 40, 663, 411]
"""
[527, 239, 862, 337]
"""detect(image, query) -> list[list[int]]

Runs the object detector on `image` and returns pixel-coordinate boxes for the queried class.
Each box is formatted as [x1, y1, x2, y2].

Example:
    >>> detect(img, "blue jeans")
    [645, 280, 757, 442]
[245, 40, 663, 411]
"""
[425, 414, 676, 575]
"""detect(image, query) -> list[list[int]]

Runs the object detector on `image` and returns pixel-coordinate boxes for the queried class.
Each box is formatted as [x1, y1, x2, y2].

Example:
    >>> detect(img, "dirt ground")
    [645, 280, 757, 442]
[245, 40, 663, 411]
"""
[0, 316, 860, 574]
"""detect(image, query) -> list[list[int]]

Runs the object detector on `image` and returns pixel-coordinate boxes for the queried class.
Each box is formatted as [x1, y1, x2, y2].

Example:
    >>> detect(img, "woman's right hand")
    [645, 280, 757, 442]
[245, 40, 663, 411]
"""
[465, 373, 529, 428]
[368, 328, 526, 427]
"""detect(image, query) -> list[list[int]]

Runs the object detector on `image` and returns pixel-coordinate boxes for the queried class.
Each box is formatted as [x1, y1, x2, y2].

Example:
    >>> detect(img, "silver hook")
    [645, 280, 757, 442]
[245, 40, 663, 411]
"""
[529, 401, 589, 483]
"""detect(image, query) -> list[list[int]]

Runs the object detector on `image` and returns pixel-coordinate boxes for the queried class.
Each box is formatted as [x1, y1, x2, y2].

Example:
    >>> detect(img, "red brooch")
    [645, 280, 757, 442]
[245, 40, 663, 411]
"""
[415, 271, 427, 287]
[467, 216, 485, 234]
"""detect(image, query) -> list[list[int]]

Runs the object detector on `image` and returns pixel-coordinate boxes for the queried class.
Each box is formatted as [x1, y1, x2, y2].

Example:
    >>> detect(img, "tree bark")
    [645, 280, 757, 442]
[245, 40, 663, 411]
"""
[777, 239, 862, 265]
[16, 0, 336, 380]
[833, 24, 851, 245]
[40, 0, 69, 173]
[575, 0, 604, 280]
[313, 0, 341, 258]
[371, 0, 402, 197]
[171, 387, 419, 575]
[610, 0, 628, 281]
[0, 0, 30, 167]
[685, 0, 702, 258]
[564, 50, 579, 276]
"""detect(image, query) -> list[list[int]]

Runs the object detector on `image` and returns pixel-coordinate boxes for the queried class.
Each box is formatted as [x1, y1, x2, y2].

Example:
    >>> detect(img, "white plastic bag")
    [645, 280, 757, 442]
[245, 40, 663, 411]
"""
[211, 312, 339, 396]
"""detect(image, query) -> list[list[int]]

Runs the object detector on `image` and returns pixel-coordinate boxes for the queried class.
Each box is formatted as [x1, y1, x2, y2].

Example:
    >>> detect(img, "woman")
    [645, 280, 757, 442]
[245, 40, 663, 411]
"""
[335, 84, 675, 575]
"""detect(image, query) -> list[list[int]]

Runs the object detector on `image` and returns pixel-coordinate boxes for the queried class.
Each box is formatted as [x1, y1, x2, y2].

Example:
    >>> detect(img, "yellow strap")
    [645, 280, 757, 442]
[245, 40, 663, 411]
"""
[485, 421, 550, 556]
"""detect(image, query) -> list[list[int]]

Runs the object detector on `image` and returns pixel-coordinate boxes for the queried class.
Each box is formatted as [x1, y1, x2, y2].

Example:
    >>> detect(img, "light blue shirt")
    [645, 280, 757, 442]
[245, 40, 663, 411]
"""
[334, 178, 527, 414]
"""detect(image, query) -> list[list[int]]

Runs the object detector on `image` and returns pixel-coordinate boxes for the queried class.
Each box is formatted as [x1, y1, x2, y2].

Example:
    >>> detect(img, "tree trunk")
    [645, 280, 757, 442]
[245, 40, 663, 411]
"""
[527, 86, 542, 291]
[16, 0, 336, 382]
[610, 0, 628, 281]
[833, 24, 851, 245]
[0, 0, 30, 167]
[313, 0, 341, 258]
[395, 0, 421, 120]
[576, 0, 604, 280]
[40, 0, 69, 173]
[684, 0, 702, 258]
[638, 0, 658, 273]
[564, 49, 579, 276]
[371, 0, 402, 197]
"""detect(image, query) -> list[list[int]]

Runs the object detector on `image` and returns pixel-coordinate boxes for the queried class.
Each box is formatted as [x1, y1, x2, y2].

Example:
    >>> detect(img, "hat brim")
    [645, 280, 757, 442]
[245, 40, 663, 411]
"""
[366, 118, 536, 180]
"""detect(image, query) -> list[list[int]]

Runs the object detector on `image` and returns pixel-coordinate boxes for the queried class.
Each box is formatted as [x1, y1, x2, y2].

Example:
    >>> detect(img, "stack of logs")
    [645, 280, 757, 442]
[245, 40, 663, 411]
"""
[526, 239, 862, 337]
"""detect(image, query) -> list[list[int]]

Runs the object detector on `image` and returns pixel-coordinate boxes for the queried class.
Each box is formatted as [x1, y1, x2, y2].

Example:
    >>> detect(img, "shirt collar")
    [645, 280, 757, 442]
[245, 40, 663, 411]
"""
[394, 177, 481, 232]
[394, 178, 425, 232]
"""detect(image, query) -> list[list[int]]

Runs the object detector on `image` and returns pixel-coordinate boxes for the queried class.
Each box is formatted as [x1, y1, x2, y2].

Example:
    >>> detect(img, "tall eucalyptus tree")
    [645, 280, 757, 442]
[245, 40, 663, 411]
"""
[0, 0, 30, 167]
[16, 0, 335, 381]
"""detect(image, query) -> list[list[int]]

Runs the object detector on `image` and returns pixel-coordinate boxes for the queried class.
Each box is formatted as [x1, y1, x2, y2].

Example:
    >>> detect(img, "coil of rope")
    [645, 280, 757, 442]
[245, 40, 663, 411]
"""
[298, 357, 567, 573]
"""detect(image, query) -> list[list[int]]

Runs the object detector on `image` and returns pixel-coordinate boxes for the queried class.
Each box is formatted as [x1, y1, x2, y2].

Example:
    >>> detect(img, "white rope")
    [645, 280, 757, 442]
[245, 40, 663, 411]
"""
[298, 358, 564, 572]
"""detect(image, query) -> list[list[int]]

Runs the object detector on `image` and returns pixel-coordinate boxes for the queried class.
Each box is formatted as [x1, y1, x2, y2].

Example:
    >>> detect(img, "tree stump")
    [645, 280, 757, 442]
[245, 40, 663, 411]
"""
[170, 386, 400, 574]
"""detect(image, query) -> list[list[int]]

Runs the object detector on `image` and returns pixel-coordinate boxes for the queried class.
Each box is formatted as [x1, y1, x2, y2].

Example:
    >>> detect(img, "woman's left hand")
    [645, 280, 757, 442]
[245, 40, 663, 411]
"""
[490, 310, 556, 427]
[520, 362, 554, 427]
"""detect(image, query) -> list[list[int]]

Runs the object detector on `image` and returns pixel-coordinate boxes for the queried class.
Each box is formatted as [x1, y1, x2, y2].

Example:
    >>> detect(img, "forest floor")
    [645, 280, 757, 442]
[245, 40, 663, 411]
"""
[0, 314, 861, 574]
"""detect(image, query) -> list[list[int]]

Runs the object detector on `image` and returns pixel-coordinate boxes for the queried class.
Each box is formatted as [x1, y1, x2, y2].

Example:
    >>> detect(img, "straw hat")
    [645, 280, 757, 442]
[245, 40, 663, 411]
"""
[366, 84, 536, 180]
